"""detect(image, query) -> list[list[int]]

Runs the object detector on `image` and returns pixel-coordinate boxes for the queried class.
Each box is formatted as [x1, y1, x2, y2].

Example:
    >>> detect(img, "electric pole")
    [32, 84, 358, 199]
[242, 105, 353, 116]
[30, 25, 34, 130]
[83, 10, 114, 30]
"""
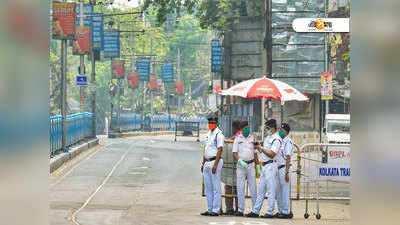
[131, 27, 136, 113]
[177, 48, 181, 113]
[150, 37, 154, 115]
[79, 0, 85, 112]
[61, 0, 68, 152]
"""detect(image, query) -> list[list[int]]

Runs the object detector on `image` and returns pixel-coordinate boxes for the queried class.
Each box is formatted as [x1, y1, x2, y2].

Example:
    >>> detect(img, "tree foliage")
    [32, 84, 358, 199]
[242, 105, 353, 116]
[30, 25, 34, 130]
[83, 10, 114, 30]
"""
[142, 0, 262, 34]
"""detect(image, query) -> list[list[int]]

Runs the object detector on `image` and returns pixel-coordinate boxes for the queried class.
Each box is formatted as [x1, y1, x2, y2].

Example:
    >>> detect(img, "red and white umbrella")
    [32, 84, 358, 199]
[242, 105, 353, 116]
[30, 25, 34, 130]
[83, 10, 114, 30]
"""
[216, 76, 308, 103]
[216, 76, 309, 138]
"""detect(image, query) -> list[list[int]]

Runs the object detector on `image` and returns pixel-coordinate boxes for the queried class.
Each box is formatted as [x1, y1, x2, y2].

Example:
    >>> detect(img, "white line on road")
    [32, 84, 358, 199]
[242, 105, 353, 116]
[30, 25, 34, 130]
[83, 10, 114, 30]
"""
[69, 147, 131, 225]
[50, 142, 114, 188]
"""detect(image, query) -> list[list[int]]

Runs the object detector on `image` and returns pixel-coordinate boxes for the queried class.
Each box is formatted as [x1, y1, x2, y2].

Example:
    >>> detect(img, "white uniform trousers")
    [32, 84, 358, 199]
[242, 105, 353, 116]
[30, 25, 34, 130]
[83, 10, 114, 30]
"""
[276, 166, 290, 214]
[203, 159, 223, 213]
[236, 162, 257, 213]
[252, 162, 277, 215]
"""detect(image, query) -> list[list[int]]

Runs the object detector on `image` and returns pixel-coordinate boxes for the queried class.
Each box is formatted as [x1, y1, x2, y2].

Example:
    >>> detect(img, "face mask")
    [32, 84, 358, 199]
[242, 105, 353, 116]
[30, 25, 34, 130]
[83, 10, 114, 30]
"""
[279, 129, 285, 139]
[242, 128, 250, 137]
[266, 129, 272, 136]
[208, 124, 216, 130]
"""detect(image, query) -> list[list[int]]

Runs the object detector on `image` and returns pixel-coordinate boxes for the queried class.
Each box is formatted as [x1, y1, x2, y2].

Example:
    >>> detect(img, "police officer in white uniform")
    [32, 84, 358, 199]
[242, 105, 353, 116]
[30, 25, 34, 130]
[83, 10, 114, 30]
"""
[275, 123, 294, 219]
[246, 119, 282, 218]
[232, 121, 261, 216]
[201, 115, 225, 216]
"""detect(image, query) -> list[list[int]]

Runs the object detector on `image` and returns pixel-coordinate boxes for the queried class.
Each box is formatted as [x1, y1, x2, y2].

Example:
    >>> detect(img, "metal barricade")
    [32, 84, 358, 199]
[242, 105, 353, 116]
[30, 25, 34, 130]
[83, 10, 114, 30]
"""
[50, 112, 93, 157]
[294, 143, 351, 219]
[174, 121, 200, 142]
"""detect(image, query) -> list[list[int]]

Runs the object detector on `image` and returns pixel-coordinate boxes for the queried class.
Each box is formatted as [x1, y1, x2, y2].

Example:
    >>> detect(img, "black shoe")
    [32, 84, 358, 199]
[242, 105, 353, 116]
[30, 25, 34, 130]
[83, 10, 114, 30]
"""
[261, 213, 274, 218]
[274, 213, 282, 218]
[234, 211, 244, 217]
[200, 211, 211, 216]
[209, 212, 219, 216]
[245, 212, 259, 218]
[276, 213, 290, 219]
[224, 210, 235, 215]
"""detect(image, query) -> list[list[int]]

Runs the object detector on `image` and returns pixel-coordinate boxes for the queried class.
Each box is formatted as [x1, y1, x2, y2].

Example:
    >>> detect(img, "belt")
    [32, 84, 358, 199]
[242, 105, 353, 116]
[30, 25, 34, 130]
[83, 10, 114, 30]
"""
[262, 160, 276, 166]
[243, 159, 254, 164]
[278, 165, 285, 170]
[205, 156, 216, 162]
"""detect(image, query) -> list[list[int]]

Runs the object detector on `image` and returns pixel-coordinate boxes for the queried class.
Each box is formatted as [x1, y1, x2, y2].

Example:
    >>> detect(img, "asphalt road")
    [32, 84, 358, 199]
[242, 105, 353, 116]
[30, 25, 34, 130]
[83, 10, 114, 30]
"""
[50, 135, 350, 225]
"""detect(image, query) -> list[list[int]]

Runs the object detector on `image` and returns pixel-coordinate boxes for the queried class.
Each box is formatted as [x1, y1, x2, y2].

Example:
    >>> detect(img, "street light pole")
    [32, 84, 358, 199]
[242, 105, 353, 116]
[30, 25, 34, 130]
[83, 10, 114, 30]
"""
[177, 48, 181, 113]
[79, 0, 85, 112]
[61, 27, 67, 152]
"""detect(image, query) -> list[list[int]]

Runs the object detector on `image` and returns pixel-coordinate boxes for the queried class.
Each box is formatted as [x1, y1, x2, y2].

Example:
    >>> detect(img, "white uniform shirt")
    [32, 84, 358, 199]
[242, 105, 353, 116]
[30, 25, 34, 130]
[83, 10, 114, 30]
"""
[278, 136, 294, 166]
[205, 127, 225, 159]
[260, 132, 282, 162]
[232, 134, 255, 161]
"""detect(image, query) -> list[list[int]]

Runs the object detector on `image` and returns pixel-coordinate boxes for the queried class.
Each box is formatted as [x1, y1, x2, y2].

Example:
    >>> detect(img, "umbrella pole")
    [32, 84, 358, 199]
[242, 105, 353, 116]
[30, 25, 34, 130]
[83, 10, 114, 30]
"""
[280, 103, 284, 124]
[261, 97, 265, 141]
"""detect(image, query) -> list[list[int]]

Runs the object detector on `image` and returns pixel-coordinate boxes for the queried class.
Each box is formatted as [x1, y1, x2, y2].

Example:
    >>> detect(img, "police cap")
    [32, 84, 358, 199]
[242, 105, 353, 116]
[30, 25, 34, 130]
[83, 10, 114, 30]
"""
[265, 119, 277, 129]
[281, 123, 291, 133]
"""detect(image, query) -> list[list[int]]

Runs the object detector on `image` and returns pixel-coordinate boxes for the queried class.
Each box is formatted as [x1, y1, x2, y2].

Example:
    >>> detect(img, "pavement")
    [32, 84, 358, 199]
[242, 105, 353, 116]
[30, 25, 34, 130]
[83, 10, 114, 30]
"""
[50, 134, 350, 225]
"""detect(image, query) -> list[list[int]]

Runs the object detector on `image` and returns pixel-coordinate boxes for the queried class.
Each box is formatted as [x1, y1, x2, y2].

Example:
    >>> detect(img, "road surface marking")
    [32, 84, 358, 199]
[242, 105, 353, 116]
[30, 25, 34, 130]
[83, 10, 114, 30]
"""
[50, 142, 114, 188]
[142, 157, 151, 161]
[128, 172, 146, 175]
[69, 147, 131, 225]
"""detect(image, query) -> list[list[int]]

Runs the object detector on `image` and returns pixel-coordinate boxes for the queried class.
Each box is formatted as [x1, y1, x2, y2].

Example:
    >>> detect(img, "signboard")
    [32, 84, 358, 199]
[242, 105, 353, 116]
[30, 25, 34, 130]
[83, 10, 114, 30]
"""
[112, 60, 125, 79]
[136, 57, 150, 81]
[311, 163, 351, 182]
[52, 2, 76, 40]
[311, 145, 350, 182]
[104, 30, 120, 59]
[327, 145, 350, 164]
[76, 75, 88, 86]
[91, 13, 104, 50]
[161, 63, 174, 83]
[73, 26, 91, 55]
[75, 3, 93, 27]
[321, 72, 333, 100]
[211, 39, 223, 72]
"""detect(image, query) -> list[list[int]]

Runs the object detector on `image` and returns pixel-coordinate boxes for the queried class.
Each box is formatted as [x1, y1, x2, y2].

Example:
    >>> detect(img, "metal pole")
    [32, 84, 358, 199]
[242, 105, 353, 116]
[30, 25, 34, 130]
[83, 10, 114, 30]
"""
[109, 61, 114, 133]
[131, 28, 136, 112]
[61, 38, 67, 152]
[117, 79, 121, 133]
[261, 97, 265, 140]
[117, 22, 121, 132]
[91, 50, 96, 138]
[324, 0, 329, 117]
[150, 37, 153, 115]
[79, 0, 85, 112]
[177, 48, 181, 113]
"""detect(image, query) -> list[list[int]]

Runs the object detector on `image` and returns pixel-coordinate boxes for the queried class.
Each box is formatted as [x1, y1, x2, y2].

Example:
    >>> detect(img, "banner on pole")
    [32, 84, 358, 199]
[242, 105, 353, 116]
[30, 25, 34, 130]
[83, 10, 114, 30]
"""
[75, 3, 93, 27]
[175, 81, 184, 94]
[52, 2, 76, 40]
[128, 72, 139, 88]
[104, 30, 120, 59]
[91, 13, 104, 50]
[73, 26, 91, 55]
[136, 57, 150, 81]
[321, 72, 333, 100]
[211, 39, 223, 72]
[112, 60, 125, 79]
[149, 75, 157, 89]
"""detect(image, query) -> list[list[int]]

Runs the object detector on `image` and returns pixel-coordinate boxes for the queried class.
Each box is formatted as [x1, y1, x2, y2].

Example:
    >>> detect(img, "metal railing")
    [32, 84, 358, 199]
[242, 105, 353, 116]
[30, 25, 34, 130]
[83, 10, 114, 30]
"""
[50, 112, 93, 157]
